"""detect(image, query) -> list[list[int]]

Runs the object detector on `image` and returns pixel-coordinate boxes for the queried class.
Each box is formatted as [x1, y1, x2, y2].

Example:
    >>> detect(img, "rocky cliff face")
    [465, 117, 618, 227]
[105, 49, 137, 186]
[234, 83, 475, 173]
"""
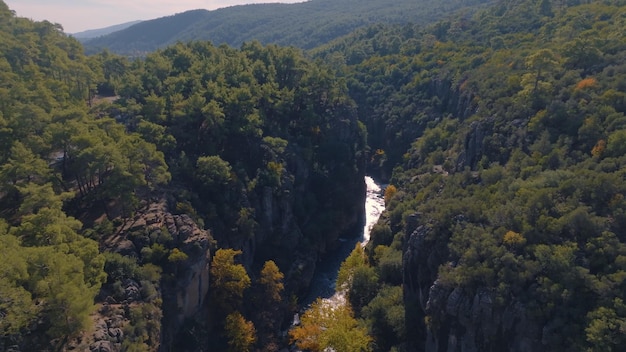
[429, 79, 477, 122]
[157, 208, 212, 349]
[456, 119, 491, 171]
[212, 102, 367, 300]
[403, 213, 445, 351]
[403, 213, 544, 352]
[422, 284, 543, 352]
[250, 149, 366, 300]
[79, 100, 367, 351]
[69, 200, 211, 352]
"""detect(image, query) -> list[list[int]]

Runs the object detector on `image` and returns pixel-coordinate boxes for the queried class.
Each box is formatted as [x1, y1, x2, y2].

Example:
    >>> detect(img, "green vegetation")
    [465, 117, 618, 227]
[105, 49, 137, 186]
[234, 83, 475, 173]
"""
[82, 0, 493, 55]
[3, 0, 626, 349]
[0, 0, 365, 349]
[289, 297, 373, 351]
[312, 0, 626, 350]
[0, 1, 165, 348]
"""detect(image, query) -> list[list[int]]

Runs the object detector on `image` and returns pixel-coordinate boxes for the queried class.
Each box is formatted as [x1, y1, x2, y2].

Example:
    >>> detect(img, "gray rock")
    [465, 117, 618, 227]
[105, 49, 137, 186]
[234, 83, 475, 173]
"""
[164, 213, 177, 237]
[456, 118, 493, 170]
[108, 328, 124, 343]
[107, 314, 125, 328]
[128, 218, 146, 232]
[90, 340, 116, 352]
[113, 240, 136, 257]
[144, 212, 159, 225]
[92, 319, 109, 341]
[123, 279, 141, 301]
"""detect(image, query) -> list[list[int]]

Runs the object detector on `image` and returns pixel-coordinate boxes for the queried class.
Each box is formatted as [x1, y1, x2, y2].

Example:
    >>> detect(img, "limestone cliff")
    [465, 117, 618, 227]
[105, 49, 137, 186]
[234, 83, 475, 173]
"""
[69, 200, 211, 352]
[206, 102, 367, 301]
[403, 213, 544, 352]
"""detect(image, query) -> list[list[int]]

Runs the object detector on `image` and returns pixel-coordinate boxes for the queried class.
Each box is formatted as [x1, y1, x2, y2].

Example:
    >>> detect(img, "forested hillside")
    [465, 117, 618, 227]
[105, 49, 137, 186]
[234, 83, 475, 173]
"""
[3, 0, 626, 350]
[72, 20, 143, 40]
[299, 0, 626, 350]
[0, 2, 170, 350]
[82, 0, 493, 56]
[0, 1, 366, 350]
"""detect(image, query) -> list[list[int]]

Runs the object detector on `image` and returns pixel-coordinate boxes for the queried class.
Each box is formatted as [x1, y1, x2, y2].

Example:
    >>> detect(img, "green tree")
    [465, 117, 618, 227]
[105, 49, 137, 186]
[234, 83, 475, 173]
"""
[168, 248, 188, 263]
[0, 234, 36, 337]
[348, 266, 379, 315]
[15, 182, 72, 217]
[606, 130, 626, 157]
[196, 155, 232, 188]
[337, 244, 368, 291]
[37, 252, 95, 338]
[362, 285, 405, 351]
[1, 243, 99, 342]
[0, 141, 50, 202]
[586, 299, 626, 351]
[336, 244, 379, 313]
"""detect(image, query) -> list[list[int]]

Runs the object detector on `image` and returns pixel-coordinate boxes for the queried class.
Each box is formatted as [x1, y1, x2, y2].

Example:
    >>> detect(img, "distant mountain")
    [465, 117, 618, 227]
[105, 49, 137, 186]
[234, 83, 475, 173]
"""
[72, 20, 143, 40]
[83, 0, 493, 55]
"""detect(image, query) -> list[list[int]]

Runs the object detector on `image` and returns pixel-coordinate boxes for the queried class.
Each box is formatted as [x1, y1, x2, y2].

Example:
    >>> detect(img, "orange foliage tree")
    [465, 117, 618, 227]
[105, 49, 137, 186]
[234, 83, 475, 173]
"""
[384, 184, 397, 204]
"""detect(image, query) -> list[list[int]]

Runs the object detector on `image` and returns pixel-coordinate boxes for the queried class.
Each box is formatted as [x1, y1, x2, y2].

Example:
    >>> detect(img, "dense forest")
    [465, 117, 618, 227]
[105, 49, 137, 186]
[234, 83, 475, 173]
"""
[2, 0, 626, 351]
[81, 0, 492, 56]
[0, 1, 365, 350]
[304, 0, 626, 350]
[0, 2, 168, 350]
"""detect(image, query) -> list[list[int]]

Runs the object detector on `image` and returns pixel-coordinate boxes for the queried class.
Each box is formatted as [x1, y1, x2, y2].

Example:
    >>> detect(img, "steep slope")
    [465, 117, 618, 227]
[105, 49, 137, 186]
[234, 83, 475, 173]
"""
[310, 0, 626, 350]
[0, 1, 368, 350]
[0, 2, 172, 351]
[83, 0, 493, 55]
[97, 40, 369, 348]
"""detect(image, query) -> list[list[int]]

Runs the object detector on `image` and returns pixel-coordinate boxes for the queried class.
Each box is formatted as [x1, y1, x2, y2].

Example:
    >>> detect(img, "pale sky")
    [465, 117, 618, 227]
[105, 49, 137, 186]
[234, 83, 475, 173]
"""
[4, 0, 305, 33]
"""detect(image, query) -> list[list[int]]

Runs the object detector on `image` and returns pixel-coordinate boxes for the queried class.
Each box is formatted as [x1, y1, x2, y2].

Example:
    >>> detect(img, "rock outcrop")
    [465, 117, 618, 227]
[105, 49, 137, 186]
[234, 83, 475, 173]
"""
[70, 200, 212, 352]
[418, 282, 543, 352]
[456, 120, 489, 171]
[403, 213, 544, 352]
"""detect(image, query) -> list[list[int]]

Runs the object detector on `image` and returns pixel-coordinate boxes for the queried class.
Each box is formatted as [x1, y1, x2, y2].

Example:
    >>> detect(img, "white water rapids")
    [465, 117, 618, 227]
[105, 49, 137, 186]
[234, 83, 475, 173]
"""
[298, 176, 386, 311]
[361, 176, 386, 246]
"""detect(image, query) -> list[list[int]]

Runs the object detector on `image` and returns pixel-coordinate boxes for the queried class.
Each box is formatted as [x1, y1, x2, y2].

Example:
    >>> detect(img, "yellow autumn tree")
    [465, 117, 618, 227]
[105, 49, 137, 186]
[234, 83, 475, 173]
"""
[224, 312, 256, 352]
[591, 139, 606, 158]
[575, 77, 597, 91]
[503, 230, 526, 248]
[259, 260, 284, 302]
[384, 184, 397, 205]
[210, 249, 251, 314]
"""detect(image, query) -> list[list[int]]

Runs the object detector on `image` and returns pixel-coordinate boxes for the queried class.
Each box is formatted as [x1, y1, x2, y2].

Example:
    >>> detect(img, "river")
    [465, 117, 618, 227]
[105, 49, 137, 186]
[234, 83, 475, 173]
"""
[301, 176, 386, 306]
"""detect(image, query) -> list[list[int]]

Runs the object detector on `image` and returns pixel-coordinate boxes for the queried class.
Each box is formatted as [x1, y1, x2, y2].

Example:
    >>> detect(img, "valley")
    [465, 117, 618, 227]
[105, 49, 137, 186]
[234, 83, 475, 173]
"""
[0, 0, 626, 351]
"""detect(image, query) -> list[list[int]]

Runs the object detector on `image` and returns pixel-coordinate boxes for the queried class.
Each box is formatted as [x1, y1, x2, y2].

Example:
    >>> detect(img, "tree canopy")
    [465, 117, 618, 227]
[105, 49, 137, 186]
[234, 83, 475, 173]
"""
[4, 0, 626, 350]
[289, 298, 372, 352]
[312, 0, 626, 350]
[82, 0, 492, 55]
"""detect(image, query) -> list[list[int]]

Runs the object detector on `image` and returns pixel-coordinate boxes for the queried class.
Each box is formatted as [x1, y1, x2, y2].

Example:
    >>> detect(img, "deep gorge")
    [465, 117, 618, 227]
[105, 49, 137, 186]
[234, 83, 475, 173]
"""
[2, 0, 626, 350]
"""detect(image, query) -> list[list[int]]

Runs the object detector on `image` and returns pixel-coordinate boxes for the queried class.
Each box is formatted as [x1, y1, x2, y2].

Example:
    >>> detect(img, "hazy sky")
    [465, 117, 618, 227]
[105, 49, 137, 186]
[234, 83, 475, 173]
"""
[4, 0, 304, 33]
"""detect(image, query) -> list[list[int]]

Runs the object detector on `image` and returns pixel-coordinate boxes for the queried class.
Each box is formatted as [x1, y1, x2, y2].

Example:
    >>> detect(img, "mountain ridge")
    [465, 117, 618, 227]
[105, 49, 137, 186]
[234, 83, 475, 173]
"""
[72, 20, 143, 40]
[83, 0, 493, 55]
